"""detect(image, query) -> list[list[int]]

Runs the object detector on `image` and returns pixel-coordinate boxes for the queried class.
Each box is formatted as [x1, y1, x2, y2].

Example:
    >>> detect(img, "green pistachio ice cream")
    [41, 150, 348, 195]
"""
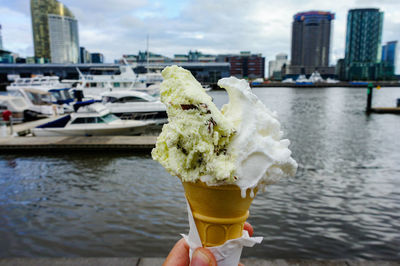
[151, 65, 237, 183]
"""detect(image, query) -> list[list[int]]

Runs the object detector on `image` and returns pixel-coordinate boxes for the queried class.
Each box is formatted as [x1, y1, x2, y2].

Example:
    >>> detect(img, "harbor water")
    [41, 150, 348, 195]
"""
[1, 87, 400, 260]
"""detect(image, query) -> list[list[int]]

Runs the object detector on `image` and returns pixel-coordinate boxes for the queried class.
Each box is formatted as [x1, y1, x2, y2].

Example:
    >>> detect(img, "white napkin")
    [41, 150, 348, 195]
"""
[181, 198, 263, 266]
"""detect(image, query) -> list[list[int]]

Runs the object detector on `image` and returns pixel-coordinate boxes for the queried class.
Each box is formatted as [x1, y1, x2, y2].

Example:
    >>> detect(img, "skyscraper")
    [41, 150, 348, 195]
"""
[31, 0, 79, 63]
[343, 8, 386, 80]
[289, 11, 335, 76]
[382, 41, 397, 68]
[268, 53, 289, 80]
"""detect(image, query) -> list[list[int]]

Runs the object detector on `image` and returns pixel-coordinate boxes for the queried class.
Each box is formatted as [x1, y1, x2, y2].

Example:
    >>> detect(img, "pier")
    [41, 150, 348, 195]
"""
[0, 136, 156, 153]
[3, 116, 62, 136]
[366, 83, 400, 114]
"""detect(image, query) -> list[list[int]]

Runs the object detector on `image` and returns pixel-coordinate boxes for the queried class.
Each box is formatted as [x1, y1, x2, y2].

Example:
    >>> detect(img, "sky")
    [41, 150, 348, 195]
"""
[0, 0, 400, 72]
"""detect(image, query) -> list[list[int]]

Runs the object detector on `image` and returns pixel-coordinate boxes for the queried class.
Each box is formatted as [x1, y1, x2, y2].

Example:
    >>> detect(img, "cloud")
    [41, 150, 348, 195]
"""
[0, 0, 400, 72]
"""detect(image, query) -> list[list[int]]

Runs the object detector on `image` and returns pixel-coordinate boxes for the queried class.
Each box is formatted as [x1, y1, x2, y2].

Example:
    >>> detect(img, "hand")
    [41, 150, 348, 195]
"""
[163, 222, 253, 266]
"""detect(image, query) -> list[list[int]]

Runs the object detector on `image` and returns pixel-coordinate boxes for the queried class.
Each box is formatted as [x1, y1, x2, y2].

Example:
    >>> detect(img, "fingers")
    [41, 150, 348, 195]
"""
[191, 247, 217, 266]
[163, 238, 190, 266]
[244, 221, 253, 237]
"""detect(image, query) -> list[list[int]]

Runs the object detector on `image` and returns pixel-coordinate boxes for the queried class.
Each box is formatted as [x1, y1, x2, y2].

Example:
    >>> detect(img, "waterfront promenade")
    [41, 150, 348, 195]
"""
[0, 258, 398, 266]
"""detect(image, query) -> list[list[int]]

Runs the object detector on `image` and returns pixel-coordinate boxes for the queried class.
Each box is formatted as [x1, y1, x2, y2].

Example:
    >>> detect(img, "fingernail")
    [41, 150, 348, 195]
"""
[191, 249, 211, 266]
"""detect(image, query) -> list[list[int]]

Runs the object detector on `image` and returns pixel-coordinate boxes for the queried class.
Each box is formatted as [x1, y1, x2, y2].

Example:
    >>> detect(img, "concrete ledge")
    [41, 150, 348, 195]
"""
[0, 258, 399, 266]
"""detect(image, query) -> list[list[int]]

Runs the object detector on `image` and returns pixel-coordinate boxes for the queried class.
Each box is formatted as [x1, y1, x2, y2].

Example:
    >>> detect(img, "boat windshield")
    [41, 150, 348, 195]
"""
[51, 89, 73, 101]
[101, 113, 118, 123]
[7, 90, 23, 98]
[102, 94, 156, 103]
[25, 91, 54, 105]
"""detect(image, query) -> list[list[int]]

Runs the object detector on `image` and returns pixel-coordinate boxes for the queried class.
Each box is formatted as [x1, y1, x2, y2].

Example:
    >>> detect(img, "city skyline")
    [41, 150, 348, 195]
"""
[0, 0, 400, 73]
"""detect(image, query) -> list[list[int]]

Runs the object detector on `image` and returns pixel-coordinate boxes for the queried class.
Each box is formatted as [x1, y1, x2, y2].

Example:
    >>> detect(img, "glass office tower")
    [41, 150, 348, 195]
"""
[382, 41, 397, 68]
[31, 0, 79, 63]
[344, 8, 384, 80]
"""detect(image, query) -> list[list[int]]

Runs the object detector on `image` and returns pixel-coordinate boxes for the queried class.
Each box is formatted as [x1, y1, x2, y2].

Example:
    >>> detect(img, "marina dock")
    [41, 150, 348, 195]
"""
[4, 116, 62, 136]
[370, 107, 400, 114]
[0, 136, 156, 152]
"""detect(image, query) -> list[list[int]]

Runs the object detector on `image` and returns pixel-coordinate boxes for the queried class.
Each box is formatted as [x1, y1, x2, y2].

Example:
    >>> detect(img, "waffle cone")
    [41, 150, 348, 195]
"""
[182, 181, 256, 247]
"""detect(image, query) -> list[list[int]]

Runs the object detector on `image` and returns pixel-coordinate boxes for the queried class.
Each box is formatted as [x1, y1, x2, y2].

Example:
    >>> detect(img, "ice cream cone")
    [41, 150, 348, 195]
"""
[182, 181, 257, 247]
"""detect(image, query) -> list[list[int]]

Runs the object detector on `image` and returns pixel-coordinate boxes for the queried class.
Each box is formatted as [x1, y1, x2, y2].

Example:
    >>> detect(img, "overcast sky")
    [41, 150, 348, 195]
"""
[0, 0, 399, 72]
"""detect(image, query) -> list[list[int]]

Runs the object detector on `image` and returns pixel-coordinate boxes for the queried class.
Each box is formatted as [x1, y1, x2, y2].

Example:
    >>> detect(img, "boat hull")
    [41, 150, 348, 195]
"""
[32, 123, 150, 136]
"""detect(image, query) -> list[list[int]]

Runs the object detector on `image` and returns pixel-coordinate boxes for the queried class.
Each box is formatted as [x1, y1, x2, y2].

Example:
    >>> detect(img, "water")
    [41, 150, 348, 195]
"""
[1, 87, 400, 259]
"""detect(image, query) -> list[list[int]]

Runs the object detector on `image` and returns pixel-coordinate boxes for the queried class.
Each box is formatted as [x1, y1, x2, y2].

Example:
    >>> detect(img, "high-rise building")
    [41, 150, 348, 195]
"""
[31, 0, 79, 63]
[90, 53, 104, 63]
[48, 14, 79, 63]
[342, 8, 392, 80]
[289, 11, 335, 76]
[382, 41, 397, 68]
[80, 47, 91, 63]
[0, 24, 3, 50]
[268, 53, 289, 80]
[217, 51, 265, 79]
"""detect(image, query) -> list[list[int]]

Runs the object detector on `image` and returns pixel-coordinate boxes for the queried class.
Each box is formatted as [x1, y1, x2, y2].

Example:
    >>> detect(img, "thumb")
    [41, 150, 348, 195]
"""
[191, 247, 217, 266]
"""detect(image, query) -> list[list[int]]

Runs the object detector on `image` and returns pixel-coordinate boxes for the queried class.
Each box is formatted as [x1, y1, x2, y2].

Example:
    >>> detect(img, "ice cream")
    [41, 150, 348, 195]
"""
[152, 65, 297, 252]
[152, 65, 297, 196]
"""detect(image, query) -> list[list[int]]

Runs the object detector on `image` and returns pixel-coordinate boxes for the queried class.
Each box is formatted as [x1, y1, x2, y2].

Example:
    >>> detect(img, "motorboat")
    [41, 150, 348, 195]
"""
[101, 90, 167, 125]
[203, 85, 212, 92]
[7, 75, 75, 109]
[0, 95, 30, 123]
[295, 75, 313, 85]
[282, 78, 295, 83]
[6, 87, 64, 121]
[309, 71, 324, 83]
[32, 102, 153, 136]
[326, 78, 340, 83]
[72, 64, 163, 100]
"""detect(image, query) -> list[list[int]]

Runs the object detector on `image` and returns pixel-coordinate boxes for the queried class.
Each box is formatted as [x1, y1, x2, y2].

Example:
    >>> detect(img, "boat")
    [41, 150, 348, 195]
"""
[6, 87, 64, 121]
[203, 85, 212, 92]
[295, 75, 313, 85]
[309, 71, 324, 83]
[7, 75, 75, 110]
[282, 78, 295, 83]
[32, 101, 153, 136]
[326, 78, 340, 83]
[72, 64, 163, 100]
[101, 90, 167, 125]
[0, 95, 30, 123]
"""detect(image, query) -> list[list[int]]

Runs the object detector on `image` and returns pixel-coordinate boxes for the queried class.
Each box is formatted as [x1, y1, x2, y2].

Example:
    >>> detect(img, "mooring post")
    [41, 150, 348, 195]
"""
[366, 83, 374, 113]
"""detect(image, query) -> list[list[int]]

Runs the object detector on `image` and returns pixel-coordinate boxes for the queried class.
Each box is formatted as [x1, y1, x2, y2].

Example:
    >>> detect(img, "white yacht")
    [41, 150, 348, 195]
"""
[73, 65, 163, 100]
[295, 75, 313, 84]
[0, 95, 30, 123]
[7, 75, 75, 107]
[309, 71, 324, 83]
[326, 78, 340, 83]
[101, 91, 167, 125]
[6, 87, 64, 121]
[282, 78, 295, 83]
[32, 102, 152, 136]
